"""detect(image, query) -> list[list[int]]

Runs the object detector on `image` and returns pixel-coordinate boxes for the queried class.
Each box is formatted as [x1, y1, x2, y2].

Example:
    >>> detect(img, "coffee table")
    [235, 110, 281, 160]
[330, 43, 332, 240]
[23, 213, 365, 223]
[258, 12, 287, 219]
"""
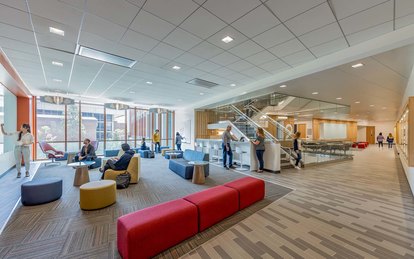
[67, 161, 95, 186]
[166, 152, 182, 159]
[66, 152, 78, 164]
[188, 161, 209, 184]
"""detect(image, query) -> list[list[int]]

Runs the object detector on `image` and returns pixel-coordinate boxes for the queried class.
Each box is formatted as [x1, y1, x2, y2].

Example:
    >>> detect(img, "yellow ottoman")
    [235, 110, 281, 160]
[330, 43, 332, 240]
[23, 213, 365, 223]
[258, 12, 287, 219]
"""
[80, 180, 116, 210]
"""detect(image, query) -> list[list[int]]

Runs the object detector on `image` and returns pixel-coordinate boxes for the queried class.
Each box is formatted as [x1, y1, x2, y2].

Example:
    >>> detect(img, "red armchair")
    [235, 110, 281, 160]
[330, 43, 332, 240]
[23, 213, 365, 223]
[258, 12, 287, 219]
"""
[39, 141, 64, 166]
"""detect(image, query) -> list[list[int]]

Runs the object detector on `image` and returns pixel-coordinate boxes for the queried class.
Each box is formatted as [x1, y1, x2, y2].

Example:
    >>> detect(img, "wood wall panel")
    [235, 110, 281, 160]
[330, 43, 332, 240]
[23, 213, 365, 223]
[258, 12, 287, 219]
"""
[195, 110, 217, 139]
[312, 118, 357, 142]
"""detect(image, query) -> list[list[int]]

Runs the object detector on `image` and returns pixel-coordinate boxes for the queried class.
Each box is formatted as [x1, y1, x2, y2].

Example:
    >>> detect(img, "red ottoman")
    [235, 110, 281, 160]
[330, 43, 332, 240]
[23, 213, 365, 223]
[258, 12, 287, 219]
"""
[357, 143, 366, 149]
[184, 186, 238, 232]
[224, 177, 265, 210]
[117, 199, 198, 259]
[352, 143, 357, 148]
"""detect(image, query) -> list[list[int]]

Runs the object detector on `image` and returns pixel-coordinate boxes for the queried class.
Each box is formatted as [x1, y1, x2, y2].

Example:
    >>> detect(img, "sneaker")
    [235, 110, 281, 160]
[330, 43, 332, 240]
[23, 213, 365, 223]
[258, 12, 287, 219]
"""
[225, 166, 229, 170]
[229, 165, 237, 169]
[294, 166, 301, 170]
[17, 172, 21, 178]
[25, 172, 30, 177]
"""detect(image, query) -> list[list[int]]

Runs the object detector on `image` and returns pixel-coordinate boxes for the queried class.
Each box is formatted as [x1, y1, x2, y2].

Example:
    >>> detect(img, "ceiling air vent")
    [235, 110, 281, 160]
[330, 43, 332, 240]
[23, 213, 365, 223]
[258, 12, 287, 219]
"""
[186, 78, 219, 88]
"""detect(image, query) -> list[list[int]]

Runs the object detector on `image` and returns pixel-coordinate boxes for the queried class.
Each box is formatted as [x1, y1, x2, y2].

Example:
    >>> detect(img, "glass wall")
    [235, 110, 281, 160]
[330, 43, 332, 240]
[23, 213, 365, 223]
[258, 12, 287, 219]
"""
[35, 98, 174, 159]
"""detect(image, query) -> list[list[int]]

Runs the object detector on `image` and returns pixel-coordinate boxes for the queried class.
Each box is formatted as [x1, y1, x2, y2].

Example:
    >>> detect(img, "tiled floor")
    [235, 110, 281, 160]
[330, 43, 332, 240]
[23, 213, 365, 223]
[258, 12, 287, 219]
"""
[183, 146, 414, 258]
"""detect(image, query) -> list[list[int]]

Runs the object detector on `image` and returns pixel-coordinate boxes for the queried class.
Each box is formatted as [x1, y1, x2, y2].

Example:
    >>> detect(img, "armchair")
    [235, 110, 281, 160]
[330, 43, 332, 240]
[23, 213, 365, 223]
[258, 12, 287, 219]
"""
[39, 141, 65, 166]
[104, 155, 141, 184]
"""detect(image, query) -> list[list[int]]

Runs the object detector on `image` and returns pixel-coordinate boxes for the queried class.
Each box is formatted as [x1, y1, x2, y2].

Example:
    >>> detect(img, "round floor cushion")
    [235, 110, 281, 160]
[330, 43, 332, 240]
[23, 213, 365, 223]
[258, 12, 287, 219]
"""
[21, 178, 63, 206]
[80, 180, 116, 210]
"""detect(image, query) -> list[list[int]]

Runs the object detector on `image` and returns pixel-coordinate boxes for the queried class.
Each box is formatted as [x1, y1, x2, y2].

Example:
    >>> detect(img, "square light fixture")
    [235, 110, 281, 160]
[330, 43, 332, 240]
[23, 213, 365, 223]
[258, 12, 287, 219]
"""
[172, 65, 181, 70]
[279, 84, 287, 88]
[75, 45, 137, 68]
[52, 61, 63, 67]
[222, 36, 233, 43]
[146, 81, 153, 85]
[351, 63, 364, 68]
[49, 27, 65, 36]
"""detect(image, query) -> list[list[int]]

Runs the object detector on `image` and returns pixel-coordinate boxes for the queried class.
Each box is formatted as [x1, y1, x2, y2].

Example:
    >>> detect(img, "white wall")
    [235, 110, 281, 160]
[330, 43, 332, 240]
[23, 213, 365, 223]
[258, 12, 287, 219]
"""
[175, 108, 194, 150]
[372, 121, 395, 138]
[0, 87, 17, 176]
[357, 126, 366, 142]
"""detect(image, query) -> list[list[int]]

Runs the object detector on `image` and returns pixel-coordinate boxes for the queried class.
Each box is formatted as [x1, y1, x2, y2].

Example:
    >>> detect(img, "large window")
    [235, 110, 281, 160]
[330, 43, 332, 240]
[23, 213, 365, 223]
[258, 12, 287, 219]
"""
[35, 99, 174, 159]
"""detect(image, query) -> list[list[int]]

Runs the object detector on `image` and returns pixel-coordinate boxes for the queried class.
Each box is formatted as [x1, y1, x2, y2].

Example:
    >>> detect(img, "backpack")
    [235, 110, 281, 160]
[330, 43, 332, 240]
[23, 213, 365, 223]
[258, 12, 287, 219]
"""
[116, 172, 131, 189]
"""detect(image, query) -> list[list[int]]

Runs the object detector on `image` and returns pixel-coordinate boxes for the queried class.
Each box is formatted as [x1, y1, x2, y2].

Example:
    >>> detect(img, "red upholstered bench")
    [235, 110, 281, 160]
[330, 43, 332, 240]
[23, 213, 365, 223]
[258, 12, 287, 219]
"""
[184, 185, 238, 232]
[224, 177, 265, 210]
[117, 199, 198, 259]
[357, 143, 366, 149]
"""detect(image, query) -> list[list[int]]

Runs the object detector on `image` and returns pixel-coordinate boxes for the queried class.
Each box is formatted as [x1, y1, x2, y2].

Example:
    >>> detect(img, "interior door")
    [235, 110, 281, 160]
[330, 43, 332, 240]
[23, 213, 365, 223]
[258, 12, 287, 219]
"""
[366, 126, 375, 144]
[297, 124, 307, 139]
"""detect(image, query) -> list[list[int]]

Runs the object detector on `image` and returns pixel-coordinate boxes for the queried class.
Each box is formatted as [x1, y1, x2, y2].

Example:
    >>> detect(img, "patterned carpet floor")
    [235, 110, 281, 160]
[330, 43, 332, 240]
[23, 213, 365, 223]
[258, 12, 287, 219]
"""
[0, 155, 292, 258]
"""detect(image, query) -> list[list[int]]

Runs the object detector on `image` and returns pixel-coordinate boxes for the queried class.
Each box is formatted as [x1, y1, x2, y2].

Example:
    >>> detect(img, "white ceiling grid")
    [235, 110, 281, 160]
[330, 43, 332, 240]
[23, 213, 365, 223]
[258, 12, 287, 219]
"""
[0, 0, 412, 120]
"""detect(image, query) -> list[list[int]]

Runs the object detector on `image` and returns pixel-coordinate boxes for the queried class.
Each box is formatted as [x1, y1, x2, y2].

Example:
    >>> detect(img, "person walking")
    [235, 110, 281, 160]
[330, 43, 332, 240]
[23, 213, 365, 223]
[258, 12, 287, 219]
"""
[175, 132, 184, 151]
[377, 132, 384, 148]
[251, 127, 265, 173]
[1, 123, 34, 178]
[386, 133, 394, 149]
[222, 125, 238, 170]
[293, 131, 302, 170]
[152, 129, 160, 153]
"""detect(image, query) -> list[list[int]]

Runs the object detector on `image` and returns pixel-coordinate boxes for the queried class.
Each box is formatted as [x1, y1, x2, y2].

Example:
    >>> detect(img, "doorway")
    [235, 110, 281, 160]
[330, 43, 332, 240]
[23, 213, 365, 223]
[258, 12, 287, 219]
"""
[366, 126, 375, 144]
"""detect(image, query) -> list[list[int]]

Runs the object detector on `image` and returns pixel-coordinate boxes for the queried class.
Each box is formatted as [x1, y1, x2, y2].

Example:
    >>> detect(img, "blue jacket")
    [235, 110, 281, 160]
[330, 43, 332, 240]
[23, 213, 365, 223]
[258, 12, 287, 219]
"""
[114, 149, 135, 170]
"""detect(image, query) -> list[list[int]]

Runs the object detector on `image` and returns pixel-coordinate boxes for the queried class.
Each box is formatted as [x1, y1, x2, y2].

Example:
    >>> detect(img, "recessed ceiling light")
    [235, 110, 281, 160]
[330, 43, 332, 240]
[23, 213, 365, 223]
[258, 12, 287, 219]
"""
[53, 79, 62, 83]
[352, 63, 364, 68]
[369, 104, 375, 107]
[279, 84, 287, 88]
[222, 36, 233, 43]
[146, 81, 153, 85]
[52, 61, 63, 67]
[49, 27, 65, 36]
[129, 91, 135, 94]
[355, 101, 360, 104]
[199, 92, 204, 95]
[172, 65, 181, 70]
[241, 91, 247, 95]
[336, 97, 342, 100]
[312, 92, 318, 95]
[230, 83, 236, 87]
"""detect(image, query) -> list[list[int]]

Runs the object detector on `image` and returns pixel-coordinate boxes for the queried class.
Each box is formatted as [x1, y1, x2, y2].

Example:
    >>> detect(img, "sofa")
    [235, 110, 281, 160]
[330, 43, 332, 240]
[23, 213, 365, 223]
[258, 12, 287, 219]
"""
[168, 149, 209, 179]
[103, 155, 141, 184]
[117, 176, 265, 259]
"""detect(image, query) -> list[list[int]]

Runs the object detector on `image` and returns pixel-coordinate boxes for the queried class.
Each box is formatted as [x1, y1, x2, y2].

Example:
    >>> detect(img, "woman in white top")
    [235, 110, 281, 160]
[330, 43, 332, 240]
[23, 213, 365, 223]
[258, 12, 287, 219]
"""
[1, 123, 34, 178]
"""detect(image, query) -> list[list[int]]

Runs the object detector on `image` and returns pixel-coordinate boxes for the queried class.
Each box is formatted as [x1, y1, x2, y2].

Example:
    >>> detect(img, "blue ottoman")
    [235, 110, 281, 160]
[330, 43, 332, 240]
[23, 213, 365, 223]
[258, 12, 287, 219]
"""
[21, 178, 63, 206]
[138, 150, 150, 158]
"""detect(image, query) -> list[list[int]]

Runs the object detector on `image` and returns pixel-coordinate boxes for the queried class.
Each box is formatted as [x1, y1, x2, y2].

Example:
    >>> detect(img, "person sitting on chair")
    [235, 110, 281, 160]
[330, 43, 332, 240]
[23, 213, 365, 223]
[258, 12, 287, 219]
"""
[140, 137, 147, 150]
[100, 143, 135, 179]
[75, 138, 96, 162]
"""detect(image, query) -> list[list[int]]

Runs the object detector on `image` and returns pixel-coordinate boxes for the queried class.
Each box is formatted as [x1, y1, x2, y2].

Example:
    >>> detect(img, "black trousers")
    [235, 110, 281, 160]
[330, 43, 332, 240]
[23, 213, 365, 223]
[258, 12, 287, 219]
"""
[101, 159, 116, 179]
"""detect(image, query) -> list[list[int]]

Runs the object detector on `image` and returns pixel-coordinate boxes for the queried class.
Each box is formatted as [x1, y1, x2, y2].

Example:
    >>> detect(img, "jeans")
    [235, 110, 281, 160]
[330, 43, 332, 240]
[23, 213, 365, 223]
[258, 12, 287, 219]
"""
[256, 150, 264, 170]
[222, 143, 233, 167]
[176, 144, 181, 151]
[378, 141, 383, 148]
[388, 142, 393, 148]
[155, 142, 160, 153]
[15, 145, 30, 173]
[295, 150, 301, 166]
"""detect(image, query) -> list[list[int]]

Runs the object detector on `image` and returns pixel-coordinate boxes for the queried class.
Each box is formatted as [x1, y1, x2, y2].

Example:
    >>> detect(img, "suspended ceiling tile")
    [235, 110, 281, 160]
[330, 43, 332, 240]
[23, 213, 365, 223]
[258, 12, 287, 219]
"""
[143, 0, 199, 26]
[228, 40, 264, 59]
[346, 21, 393, 46]
[258, 59, 290, 73]
[86, 0, 140, 27]
[232, 5, 280, 38]
[163, 28, 202, 51]
[206, 26, 248, 50]
[120, 29, 160, 52]
[226, 59, 255, 72]
[129, 10, 176, 41]
[299, 22, 343, 48]
[83, 13, 127, 42]
[203, 0, 261, 24]
[330, 0, 389, 20]
[265, 0, 325, 22]
[188, 41, 224, 59]
[150, 42, 185, 60]
[245, 50, 277, 66]
[284, 3, 336, 36]
[180, 7, 227, 39]
[339, 1, 393, 35]
[268, 38, 305, 58]
[196, 60, 222, 72]
[252, 24, 295, 49]
[310, 37, 349, 58]
[209, 51, 240, 66]
[174, 53, 205, 67]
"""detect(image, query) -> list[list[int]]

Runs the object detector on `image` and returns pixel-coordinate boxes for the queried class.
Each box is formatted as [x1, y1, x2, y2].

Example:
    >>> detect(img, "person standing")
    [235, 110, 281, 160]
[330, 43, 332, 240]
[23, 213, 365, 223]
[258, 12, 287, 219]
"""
[377, 132, 384, 148]
[293, 131, 302, 170]
[222, 125, 238, 170]
[1, 123, 34, 178]
[75, 138, 96, 162]
[153, 129, 160, 153]
[251, 127, 265, 173]
[176, 132, 184, 151]
[386, 133, 394, 149]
